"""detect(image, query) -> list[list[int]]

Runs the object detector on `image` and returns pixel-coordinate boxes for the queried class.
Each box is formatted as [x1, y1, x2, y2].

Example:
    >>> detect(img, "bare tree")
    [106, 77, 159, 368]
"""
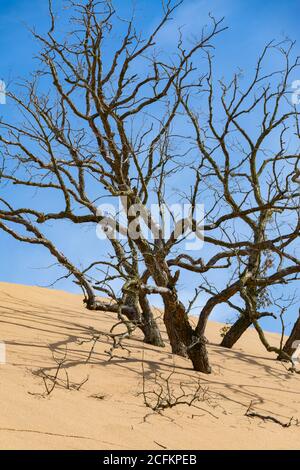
[0, 0, 226, 373]
[1, 0, 299, 374]
[177, 40, 300, 360]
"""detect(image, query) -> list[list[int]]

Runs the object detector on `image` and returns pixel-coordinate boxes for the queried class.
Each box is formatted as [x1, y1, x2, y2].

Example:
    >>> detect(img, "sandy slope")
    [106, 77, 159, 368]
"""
[0, 281, 299, 450]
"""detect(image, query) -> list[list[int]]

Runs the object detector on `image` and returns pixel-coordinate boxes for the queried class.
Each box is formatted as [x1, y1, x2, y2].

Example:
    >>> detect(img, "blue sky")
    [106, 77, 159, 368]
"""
[0, 0, 300, 334]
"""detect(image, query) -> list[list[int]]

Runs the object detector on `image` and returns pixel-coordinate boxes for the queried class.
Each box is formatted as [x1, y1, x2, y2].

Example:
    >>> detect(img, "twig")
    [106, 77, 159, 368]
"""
[245, 401, 300, 428]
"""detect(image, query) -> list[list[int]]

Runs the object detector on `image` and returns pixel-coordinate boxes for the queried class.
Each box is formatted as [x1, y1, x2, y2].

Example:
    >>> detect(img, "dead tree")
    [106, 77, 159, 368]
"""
[178, 40, 300, 358]
[0, 0, 226, 373]
[1, 1, 299, 373]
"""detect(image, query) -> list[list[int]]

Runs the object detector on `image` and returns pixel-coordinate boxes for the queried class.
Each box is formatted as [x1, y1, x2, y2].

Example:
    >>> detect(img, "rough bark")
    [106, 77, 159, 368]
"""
[123, 290, 165, 347]
[187, 336, 212, 374]
[85, 293, 164, 347]
[162, 295, 190, 357]
[220, 314, 253, 349]
[162, 294, 212, 373]
[279, 311, 300, 359]
[139, 292, 165, 347]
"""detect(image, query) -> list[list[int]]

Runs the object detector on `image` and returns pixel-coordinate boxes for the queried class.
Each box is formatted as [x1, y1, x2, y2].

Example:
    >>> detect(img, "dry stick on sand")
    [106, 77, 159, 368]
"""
[245, 401, 300, 428]
[31, 310, 136, 397]
[31, 347, 89, 397]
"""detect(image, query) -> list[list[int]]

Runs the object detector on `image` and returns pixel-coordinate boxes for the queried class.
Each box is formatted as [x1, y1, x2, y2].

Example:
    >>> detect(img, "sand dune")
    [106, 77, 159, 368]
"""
[0, 281, 299, 450]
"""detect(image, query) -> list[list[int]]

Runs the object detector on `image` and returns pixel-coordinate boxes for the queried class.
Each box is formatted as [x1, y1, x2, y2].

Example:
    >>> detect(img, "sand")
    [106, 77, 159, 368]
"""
[0, 281, 299, 450]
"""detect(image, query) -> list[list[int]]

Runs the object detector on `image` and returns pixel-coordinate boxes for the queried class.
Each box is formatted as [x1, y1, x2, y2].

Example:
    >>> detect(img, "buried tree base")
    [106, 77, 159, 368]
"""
[187, 337, 212, 374]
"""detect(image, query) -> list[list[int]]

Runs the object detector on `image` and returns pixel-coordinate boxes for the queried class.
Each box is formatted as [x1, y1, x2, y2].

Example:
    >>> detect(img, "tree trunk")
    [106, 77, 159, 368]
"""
[163, 295, 191, 357]
[187, 336, 212, 374]
[85, 292, 164, 348]
[138, 249, 212, 373]
[139, 292, 165, 347]
[163, 294, 212, 373]
[220, 314, 252, 349]
[123, 291, 165, 347]
[279, 312, 300, 359]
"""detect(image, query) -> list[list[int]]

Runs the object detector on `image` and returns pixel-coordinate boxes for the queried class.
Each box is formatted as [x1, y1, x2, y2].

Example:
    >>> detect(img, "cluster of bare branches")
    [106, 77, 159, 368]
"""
[31, 347, 89, 397]
[1, 0, 300, 374]
[31, 312, 136, 397]
[78, 317, 138, 363]
[140, 359, 216, 420]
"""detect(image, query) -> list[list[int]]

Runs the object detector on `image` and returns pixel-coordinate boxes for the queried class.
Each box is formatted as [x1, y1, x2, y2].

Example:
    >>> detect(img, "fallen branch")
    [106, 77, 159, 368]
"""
[245, 401, 300, 428]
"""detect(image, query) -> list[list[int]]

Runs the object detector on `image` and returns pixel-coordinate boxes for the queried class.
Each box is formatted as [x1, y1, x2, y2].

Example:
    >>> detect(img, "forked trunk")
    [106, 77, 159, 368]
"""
[123, 291, 165, 348]
[85, 291, 164, 348]
[163, 294, 212, 373]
